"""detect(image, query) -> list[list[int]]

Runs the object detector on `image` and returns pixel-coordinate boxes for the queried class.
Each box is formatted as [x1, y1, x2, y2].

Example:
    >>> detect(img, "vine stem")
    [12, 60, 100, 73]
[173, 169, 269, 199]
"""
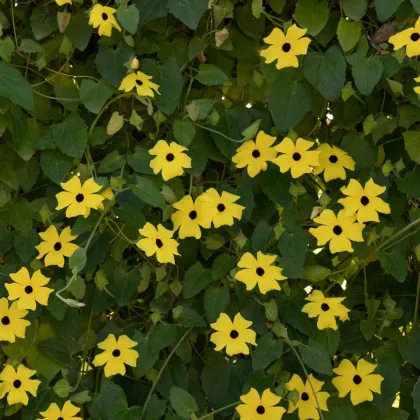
[414, 273, 420, 324]
[285, 340, 325, 420]
[197, 401, 240, 420]
[193, 123, 245, 143]
[140, 327, 193, 420]
[378, 217, 420, 250]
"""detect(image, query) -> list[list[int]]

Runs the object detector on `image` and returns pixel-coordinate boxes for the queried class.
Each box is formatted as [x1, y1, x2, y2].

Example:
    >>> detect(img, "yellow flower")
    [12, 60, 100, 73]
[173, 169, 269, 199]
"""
[313, 144, 355, 182]
[0, 298, 30, 343]
[210, 312, 256, 356]
[55, 0, 71, 5]
[136, 222, 180, 264]
[301, 290, 350, 330]
[272, 137, 319, 178]
[415, 76, 420, 94]
[309, 209, 364, 253]
[261, 24, 311, 70]
[97, 187, 114, 211]
[7, 268, 53, 311]
[93, 334, 139, 377]
[56, 176, 105, 218]
[149, 140, 192, 181]
[38, 401, 82, 420]
[119, 71, 160, 98]
[332, 359, 384, 406]
[130, 57, 140, 70]
[235, 251, 286, 294]
[286, 374, 329, 420]
[231, 131, 277, 178]
[35, 225, 79, 267]
[236, 388, 286, 420]
[338, 178, 391, 223]
[197, 188, 245, 228]
[171, 195, 213, 239]
[88, 4, 121, 37]
[388, 17, 420, 57]
[0, 364, 40, 406]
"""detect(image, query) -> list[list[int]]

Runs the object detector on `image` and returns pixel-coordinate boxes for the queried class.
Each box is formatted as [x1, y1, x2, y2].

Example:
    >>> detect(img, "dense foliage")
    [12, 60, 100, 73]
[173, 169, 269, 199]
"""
[1, 0, 420, 418]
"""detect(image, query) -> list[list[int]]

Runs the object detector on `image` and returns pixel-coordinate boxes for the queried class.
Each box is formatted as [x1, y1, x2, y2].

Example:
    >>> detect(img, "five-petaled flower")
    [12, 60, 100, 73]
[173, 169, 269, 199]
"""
[0, 364, 40, 406]
[136, 222, 180, 264]
[338, 178, 391, 223]
[272, 137, 319, 178]
[93, 334, 139, 377]
[119, 71, 160, 98]
[38, 401, 83, 420]
[88, 4, 121, 37]
[313, 144, 355, 182]
[332, 359, 384, 406]
[171, 195, 213, 239]
[235, 251, 286, 294]
[231, 131, 277, 178]
[198, 188, 245, 228]
[286, 374, 329, 420]
[56, 176, 105, 218]
[35, 225, 79, 267]
[236, 388, 286, 419]
[388, 17, 420, 57]
[7, 267, 53, 311]
[210, 313, 257, 356]
[0, 298, 30, 343]
[301, 290, 350, 330]
[149, 140, 192, 181]
[261, 24, 311, 70]
[309, 209, 365, 253]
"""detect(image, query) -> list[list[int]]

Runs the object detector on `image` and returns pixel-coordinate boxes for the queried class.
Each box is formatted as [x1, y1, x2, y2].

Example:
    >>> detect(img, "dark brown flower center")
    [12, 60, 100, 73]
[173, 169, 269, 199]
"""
[217, 203, 225, 212]
[54, 242, 62, 251]
[25, 286, 33, 294]
[166, 153, 175, 162]
[13, 380, 21, 389]
[292, 152, 301, 161]
[76, 193, 84, 203]
[282, 43, 291, 52]
[301, 392, 309, 401]
[411, 32, 420, 42]
[353, 374, 362, 385]
[189, 210, 197, 220]
[58, 418, 64, 420]
[329, 155, 338, 163]
[252, 149, 261, 158]
[256, 267, 265, 276]
[1, 316, 10, 325]
[156, 239, 163, 248]
[333, 225, 342, 235]
[321, 303, 330, 311]
[102, 12, 108, 20]
[136, 79, 143, 86]
[230, 330, 239, 339]
[256, 405, 265, 414]
[112, 349, 121, 357]
[360, 196, 369, 206]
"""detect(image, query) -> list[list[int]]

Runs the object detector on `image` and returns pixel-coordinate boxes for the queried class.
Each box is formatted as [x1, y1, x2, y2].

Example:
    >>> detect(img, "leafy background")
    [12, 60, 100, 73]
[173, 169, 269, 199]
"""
[0, 0, 420, 418]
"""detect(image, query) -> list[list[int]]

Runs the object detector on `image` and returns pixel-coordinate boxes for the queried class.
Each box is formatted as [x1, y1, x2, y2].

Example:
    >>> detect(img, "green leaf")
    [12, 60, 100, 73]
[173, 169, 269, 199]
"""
[304, 265, 331, 282]
[40, 149, 73, 184]
[299, 339, 333, 375]
[52, 114, 88, 159]
[316, 329, 340, 357]
[173, 120, 196, 146]
[30, 6, 57, 40]
[80, 79, 114, 114]
[252, 220, 273, 253]
[117, 5, 140, 34]
[19, 39, 44, 54]
[183, 262, 212, 298]
[0, 38, 14, 62]
[278, 229, 308, 265]
[169, 387, 198, 419]
[294, 0, 329, 36]
[65, 11, 92, 51]
[69, 248, 87, 272]
[38, 338, 72, 365]
[204, 286, 230, 323]
[174, 306, 206, 327]
[0, 61, 34, 110]
[341, 0, 367, 20]
[375, 0, 404, 22]
[131, 176, 166, 209]
[268, 68, 312, 132]
[4, 198, 33, 232]
[378, 248, 407, 283]
[396, 167, 420, 198]
[134, 0, 168, 28]
[127, 145, 153, 174]
[403, 131, 420, 164]
[168, 0, 208, 29]
[412, 378, 420, 418]
[351, 55, 384, 96]
[150, 324, 176, 353]
[413, 0, 420, 13]
[98, 150, 125, 173]
[211, 253, 236, 280]
[186, 99, 214, 121]
[340, 132, 377, 169]
[337, 18, 361, 52]
[109, 267, 139, 307]
[252, 333, 283, 370]
[195, 64, 229, 86]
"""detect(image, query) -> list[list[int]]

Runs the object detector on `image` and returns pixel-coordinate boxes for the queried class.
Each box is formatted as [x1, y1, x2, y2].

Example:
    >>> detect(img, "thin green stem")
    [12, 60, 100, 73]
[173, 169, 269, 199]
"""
[381, 226, 420, 252]
[379, 217, 420, 250]
[85, 204, 111, 250]
[140, 327, 193, 420]
[193, 123, 245, 143]
[414, 273, 420, 324]
[197, 401, 240, 420]
[10, 0, 18, 49]
[32, 90, 80, 102]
